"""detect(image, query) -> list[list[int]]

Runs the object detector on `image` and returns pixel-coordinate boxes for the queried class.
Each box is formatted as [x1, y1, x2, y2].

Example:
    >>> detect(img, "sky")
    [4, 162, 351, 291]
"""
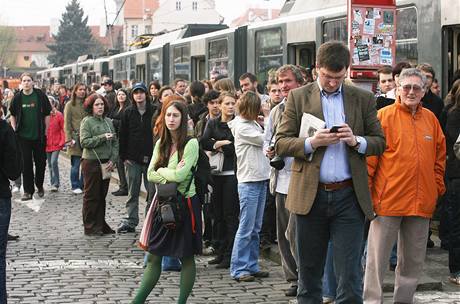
[0, 0, 285, 27]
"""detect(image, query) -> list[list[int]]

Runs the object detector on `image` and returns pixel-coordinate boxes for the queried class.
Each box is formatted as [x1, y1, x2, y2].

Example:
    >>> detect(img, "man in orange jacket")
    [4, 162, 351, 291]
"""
[363, 68, 446, 304]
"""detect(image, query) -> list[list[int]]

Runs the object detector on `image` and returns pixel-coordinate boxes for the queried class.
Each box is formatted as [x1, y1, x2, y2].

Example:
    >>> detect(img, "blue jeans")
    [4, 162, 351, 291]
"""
[390, 243, 397, 266]
[70, 155, 84, 190]
[0, 198, 11, 304]
[296, 187, 365, 304]
[162, 256, 182, 271]
[230, 180, 267, 279]
[47, 151, 60, 187]
[323, 242, 337, 299]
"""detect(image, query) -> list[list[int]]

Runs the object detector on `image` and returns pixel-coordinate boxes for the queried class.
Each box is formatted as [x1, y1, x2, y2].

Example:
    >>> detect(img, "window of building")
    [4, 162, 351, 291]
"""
[176, 1, 181, 10]
[145, 25, 152, 34]
[192, 2, 198, 10]
[131, 25, 138, 38]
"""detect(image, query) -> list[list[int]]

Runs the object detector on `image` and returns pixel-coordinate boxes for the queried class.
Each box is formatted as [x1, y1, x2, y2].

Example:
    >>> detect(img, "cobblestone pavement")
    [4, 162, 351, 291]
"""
[6, 158, 291, 303]
[6, 158, 460, 303]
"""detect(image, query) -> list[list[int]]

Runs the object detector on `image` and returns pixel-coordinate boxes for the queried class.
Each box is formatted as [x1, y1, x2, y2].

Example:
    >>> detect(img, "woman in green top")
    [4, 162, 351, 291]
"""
[79, 94, 118, 236]
[132, 99, 201, 304]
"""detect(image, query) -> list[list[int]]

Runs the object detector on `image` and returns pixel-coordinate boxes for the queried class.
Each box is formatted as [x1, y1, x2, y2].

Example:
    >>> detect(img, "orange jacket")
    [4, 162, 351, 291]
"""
[367, 101, 446, 218]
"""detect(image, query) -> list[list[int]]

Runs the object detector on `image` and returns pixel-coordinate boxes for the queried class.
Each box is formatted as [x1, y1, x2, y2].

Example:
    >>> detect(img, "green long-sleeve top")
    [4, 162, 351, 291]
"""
[147, 138, 199, 198]
[80, 115, 119, 164]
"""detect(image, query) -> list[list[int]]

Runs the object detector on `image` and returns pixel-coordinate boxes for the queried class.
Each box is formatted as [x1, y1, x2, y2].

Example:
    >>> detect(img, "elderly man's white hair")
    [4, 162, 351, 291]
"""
[398, 68, 427, 88]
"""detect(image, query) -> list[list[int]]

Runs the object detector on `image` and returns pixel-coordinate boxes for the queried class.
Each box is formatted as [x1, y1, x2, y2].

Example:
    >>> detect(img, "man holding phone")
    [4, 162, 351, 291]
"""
[117, 83, 156, 233]
[276, 42, 385, 303]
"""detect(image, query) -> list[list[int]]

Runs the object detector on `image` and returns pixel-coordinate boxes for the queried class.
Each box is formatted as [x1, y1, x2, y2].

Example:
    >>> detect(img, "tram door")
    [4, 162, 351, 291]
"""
[442, 25, 460, 95]
[192, 56, 206, 81]
[136, 65, 146, 83]
[287, 43, 316, 69]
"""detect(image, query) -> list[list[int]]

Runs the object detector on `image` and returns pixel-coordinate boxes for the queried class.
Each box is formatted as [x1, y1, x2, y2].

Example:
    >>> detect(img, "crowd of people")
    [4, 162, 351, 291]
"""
[1, 40, 460, 304]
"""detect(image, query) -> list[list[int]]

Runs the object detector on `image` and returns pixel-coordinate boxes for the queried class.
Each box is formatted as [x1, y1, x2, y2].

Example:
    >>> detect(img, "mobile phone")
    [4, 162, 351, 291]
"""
[330, 126, 341, 133]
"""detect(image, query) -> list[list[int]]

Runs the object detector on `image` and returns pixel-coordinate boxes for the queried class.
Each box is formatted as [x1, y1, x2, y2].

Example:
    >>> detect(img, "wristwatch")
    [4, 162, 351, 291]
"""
[352, 136, 361, 150]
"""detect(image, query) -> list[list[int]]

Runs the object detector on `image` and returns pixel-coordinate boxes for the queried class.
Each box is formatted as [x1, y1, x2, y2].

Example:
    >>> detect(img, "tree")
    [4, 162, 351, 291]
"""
[0, 25, 16, 69]
[47, 0, 103, 66]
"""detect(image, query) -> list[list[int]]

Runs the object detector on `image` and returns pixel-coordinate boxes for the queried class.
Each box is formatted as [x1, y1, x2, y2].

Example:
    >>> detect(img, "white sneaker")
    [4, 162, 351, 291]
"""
[50, 186, 59, 192]
[12, 186, 20, 193]
[72, 188, 83, 194]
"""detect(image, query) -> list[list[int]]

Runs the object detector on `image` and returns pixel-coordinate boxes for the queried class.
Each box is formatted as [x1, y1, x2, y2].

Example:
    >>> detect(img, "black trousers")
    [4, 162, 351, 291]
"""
[260, 187, 277, 243]
[211, 174, 240, 259]
[18, 137, 46, 195]
[447, 178, 460, 275]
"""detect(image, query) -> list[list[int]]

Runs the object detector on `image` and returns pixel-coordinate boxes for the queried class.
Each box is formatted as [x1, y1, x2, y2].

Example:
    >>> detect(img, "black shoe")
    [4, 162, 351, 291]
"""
[37, 187, 44, 198]
[215, 259, 230, 269]
[284, 285, 297, 297]
[427, 238, 435, 248]
[208, 256, 223, 265]
[389, 263, 396, 271]
[21, 193, 33, 201]
[116, 224, 135, 233]
[7, 234, 19, 241]
[112, 189, 128, 196]
[234, 274, 255, 282]
[251, 271, 269, 278]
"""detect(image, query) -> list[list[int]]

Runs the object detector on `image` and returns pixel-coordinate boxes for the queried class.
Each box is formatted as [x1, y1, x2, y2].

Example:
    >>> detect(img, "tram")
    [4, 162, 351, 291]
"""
[37, 0, 460, 96]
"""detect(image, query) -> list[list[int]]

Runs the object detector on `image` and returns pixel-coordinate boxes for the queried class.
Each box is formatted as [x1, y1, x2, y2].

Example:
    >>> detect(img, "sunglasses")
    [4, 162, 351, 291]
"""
[401, 84, 423, 94]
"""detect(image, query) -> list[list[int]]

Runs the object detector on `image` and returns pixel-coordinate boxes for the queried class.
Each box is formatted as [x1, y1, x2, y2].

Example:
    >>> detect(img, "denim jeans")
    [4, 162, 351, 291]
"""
[0, 198, 11, 304]
[323, 241, 337, 299]
[162, 256, 182, 271]
[230, 180, 268, 279]
[390, 243, 397, 266]
[46, 151, 60, 187]
[122, 161, 148, 228]
[296, 187, 365, 304]
[70, 155, 84, 190]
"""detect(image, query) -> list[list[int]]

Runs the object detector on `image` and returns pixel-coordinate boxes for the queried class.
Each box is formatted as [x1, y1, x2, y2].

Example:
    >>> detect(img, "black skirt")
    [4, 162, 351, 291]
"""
[148, 195, 202, 258]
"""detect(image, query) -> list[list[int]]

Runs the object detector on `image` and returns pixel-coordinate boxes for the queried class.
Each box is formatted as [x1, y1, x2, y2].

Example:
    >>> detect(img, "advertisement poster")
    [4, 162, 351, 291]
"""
[349, 6, 396, 69]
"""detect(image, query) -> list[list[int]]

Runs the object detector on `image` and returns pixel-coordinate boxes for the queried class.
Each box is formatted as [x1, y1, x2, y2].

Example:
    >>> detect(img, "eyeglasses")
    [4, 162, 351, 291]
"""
[401, 84, 424, 94]
[319, 70, 347, 83]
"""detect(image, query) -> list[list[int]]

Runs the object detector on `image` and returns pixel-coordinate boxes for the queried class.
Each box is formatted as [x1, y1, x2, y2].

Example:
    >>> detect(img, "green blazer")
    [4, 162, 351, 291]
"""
[275, 82, 385, 220]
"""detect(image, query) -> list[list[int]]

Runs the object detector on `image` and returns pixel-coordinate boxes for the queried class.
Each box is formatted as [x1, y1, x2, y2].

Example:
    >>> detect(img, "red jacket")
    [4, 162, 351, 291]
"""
[46, 111, 65, 152]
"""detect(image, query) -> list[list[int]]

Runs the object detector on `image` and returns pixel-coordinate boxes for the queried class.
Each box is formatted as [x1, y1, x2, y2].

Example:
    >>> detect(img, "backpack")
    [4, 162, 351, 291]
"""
[185, 137, 212, 201]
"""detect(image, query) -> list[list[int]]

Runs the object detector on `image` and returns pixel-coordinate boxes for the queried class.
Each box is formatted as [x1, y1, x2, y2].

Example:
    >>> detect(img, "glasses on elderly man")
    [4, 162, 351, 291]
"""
[401, 84, 424, 94]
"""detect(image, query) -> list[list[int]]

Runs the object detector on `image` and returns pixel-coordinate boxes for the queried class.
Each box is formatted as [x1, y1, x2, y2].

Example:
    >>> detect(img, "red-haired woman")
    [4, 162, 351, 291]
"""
[79, 94, 118, 236]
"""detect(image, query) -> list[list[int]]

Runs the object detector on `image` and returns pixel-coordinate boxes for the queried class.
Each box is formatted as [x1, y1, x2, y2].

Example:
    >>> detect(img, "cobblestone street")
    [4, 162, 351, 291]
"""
[5, 158, 460, 303]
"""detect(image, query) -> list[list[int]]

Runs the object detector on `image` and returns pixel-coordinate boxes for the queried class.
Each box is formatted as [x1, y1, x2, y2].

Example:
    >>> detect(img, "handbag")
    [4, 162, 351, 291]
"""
[138, 192, 158, 251]
[209, 151, 224, 174]
[93, 149, 112, 180]
[156, 183, 183, 230]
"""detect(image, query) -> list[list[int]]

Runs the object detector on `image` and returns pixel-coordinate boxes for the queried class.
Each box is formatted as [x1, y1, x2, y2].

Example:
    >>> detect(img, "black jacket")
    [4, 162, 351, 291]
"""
[200, 116, 236, 172]
[9, 88, 51, 143]
[376, 96, 395, 110]
[0, 120, 21, 198]
[119, 103, 156, 165]
[108, 105, 128, 135]
[444, 106, 460, 179]
[422, 90, 444, 120]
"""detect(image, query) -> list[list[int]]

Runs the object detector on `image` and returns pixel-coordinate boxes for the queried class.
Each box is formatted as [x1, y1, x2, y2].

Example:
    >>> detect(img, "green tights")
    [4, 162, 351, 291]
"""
[132, 253, 196, 304]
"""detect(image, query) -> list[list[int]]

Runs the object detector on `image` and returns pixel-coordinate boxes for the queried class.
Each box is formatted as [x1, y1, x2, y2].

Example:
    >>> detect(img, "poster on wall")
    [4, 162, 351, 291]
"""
[348, 5, 396, 69]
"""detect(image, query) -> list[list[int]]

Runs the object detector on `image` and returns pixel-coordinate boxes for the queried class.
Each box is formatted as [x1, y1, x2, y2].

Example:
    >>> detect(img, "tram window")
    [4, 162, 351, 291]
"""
[173, 45, 191, 81]
[208, 38, 229, 77]
[322, 18, 347, 43]
[396, 7, 417, 40]
[255, 27, 283, 85]
[148, 50, 163, 84]
[115, 58, 127, 81]
[395, 6, 417, 64]
[128, 56, 136, 81]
